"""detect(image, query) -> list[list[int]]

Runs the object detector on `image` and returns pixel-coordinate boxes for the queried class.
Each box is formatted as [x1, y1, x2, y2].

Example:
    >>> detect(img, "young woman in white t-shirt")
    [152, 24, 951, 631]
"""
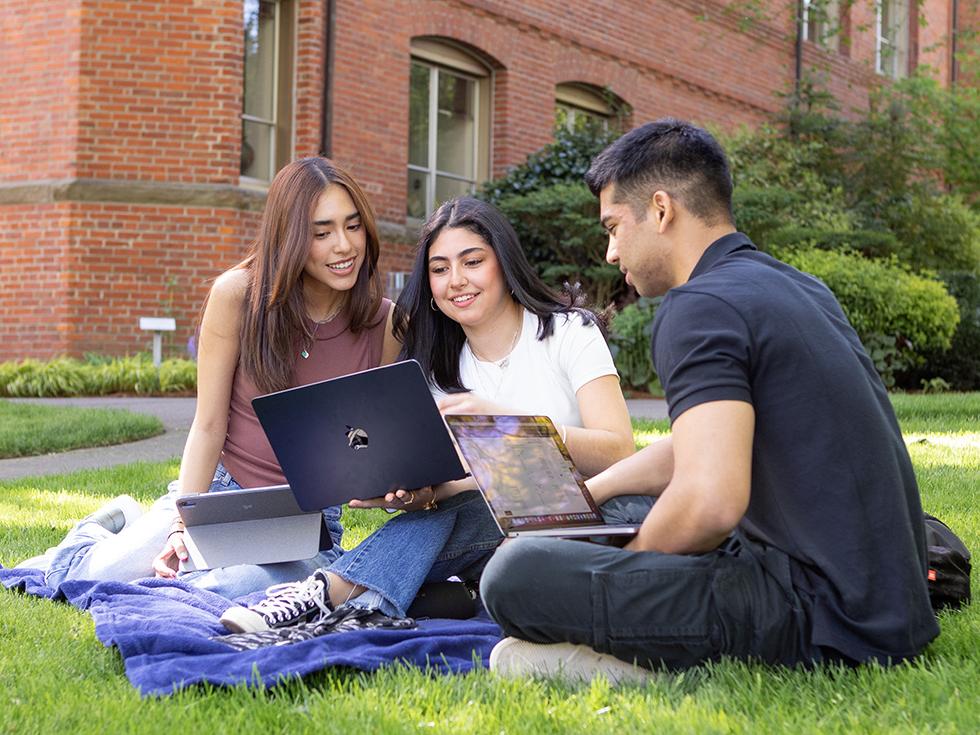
[220, 196, 637, 632]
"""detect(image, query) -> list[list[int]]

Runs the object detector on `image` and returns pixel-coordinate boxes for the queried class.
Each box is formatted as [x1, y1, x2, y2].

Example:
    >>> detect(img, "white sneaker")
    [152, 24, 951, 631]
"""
[489, 637, 654, 685]
[84, 495, 143, 534]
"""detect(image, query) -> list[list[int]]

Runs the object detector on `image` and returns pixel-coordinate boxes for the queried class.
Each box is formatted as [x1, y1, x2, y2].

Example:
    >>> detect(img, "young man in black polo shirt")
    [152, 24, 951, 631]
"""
[480, 118, 939, 682]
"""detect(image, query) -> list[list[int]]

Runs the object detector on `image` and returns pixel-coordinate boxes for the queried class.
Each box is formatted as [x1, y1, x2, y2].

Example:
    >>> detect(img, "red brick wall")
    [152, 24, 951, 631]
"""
[0, 0, 81, 182]
[63, 203, 258, 357]
[0, 0, 961, 360]
[0, 203, 256, 361]
[76, 0, 242, 184]
[0, 205, 74, 358]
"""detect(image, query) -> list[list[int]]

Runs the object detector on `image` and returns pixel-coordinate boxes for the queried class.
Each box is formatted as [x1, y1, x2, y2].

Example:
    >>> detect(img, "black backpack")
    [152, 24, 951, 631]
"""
[924, 514, 972, 612]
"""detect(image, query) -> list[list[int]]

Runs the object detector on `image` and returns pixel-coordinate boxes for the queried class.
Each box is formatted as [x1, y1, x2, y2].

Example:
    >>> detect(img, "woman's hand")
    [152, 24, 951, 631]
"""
[152, 522, 189, 578]
[437, 393, 508, 416]
[348, 486, 436, 512]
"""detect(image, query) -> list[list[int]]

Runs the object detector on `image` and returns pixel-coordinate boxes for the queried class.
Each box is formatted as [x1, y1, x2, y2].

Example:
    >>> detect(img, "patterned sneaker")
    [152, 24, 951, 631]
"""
[219, 569, 333, 633]
[489, 637, 654, 685]
[213, 604, 416, 651]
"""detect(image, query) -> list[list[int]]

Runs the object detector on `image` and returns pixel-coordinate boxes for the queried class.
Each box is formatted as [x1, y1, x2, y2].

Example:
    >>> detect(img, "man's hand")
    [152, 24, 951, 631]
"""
[348, 486, 436, 512]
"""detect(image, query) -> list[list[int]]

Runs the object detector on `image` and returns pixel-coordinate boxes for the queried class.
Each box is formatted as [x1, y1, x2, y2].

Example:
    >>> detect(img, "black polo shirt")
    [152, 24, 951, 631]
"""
[651, 232, 939, 663]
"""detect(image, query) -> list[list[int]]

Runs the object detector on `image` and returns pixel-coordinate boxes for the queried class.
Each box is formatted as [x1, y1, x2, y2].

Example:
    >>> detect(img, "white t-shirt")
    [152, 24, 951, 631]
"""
[432, 307, 618, 428]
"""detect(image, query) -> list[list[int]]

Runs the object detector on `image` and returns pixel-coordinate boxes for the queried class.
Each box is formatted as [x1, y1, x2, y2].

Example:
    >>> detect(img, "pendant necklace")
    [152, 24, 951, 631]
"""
[300, 304, 341, 359]
[467, 318, 522, 369]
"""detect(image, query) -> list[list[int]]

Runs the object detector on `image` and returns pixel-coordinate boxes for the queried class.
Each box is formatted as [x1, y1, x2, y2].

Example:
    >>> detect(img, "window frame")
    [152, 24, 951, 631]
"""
[407, 41, 491, 222]
[875, 0, 910, 79]
[555, 83, 612, 132]
[240, 0, 296, 186]
[801, 0, 840, 52]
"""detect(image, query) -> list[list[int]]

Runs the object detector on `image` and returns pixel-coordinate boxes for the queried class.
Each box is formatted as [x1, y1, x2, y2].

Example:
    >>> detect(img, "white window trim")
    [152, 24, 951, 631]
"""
[875, 0, 909, 78]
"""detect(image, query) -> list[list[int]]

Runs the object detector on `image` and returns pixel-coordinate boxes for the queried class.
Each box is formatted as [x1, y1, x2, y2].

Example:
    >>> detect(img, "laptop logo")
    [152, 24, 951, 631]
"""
[345, 425, 369, 450]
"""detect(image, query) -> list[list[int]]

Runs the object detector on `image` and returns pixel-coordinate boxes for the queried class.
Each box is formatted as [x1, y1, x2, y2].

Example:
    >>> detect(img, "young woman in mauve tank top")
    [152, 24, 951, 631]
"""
[19, 158, 399, 599]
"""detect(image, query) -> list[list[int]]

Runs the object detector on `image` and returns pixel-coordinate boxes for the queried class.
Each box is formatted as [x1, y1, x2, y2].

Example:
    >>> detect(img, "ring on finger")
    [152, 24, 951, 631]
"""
[404, 491, 415, 505]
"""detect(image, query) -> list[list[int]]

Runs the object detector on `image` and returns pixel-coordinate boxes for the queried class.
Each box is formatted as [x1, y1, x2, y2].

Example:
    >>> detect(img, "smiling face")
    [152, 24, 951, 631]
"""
[303, 184, 366, 293]
[427, 226, 511, 329]
[599, 184, 673, 297]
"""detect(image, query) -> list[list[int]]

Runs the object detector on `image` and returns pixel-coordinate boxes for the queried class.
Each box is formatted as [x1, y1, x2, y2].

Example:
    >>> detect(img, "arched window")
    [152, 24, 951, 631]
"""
[555, 83, 612, 132]
[408, 39, 492, 220]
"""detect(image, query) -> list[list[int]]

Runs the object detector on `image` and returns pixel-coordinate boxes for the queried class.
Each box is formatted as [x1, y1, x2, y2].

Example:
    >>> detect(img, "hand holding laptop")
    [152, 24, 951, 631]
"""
[348, 485, 437, 512]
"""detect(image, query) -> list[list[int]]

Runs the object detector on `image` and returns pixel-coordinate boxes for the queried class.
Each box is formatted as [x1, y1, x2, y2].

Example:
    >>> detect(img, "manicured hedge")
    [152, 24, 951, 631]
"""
[782, 249, 960, 386]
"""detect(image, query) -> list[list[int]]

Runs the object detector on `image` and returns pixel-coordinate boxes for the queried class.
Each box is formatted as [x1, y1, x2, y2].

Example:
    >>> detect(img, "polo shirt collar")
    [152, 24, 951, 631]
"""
[688, 232, 756, 280]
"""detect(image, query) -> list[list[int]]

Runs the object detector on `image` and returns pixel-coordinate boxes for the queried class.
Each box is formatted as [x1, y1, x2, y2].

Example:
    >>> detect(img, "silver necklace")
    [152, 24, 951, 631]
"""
[467, 320, 522, 369]
[300, 306, 341, 359]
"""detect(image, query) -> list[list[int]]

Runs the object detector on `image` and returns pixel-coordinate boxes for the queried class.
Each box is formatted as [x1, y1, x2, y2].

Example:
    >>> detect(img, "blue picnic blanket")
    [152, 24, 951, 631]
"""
[0, 565, 502, 697]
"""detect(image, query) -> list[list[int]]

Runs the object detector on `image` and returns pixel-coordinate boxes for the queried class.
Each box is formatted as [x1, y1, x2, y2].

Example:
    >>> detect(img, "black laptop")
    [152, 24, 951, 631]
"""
[252, 360, 468, 512]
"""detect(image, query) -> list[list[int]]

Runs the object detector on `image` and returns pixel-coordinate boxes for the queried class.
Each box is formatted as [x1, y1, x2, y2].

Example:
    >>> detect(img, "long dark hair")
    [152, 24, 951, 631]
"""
[394, 196, 601, 393]
[236, 157, 382, 392]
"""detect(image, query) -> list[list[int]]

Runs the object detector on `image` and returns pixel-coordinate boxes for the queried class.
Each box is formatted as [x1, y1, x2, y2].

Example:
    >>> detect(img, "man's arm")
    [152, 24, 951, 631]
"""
[625, 400, 754, 554]
[585, 435, 674, 505]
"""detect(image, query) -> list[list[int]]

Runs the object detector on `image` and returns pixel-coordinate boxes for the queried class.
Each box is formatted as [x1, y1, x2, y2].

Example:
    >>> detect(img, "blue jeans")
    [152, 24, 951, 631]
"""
[43, 463, 345, 601]
[329, 490, 503, 617]
[329, 492, 656, 619]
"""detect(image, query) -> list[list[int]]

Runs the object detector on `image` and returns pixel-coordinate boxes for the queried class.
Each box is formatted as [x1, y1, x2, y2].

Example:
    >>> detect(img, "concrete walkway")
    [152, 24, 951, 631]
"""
[0, 395, 668, 481]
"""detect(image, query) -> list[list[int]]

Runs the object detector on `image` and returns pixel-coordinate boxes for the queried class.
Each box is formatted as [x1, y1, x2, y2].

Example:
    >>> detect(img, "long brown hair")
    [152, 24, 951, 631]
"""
[236, 157, 382, 393]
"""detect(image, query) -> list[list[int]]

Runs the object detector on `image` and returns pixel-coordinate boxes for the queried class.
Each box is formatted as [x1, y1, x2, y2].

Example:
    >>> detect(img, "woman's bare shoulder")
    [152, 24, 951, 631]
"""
[210, 267, 251, 305]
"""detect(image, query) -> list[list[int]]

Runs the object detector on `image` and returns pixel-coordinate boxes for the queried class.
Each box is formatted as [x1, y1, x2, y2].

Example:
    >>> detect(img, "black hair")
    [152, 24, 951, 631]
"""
[584, 117, 734, 226]
[393, 196, 602, 393]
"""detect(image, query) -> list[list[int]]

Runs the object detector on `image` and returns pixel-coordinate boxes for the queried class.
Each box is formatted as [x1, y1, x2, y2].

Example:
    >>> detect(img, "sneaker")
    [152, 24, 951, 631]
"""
[489, 637, 654, 685]
[84, 495, 143, 534]
[213, 603, 416, 651]
[219, 569, 333, 633]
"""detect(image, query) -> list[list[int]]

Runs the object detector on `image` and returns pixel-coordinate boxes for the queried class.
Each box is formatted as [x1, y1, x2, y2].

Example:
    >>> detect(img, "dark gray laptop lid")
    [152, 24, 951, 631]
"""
[252, 360, 467, 512]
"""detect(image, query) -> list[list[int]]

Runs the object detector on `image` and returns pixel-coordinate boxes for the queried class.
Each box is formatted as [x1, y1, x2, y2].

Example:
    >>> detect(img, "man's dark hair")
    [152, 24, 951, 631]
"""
[584, 118, 734, 226]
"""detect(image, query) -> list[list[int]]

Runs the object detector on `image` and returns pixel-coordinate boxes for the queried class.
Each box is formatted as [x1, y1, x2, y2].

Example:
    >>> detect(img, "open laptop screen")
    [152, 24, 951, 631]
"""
[445, 415, 605, 532]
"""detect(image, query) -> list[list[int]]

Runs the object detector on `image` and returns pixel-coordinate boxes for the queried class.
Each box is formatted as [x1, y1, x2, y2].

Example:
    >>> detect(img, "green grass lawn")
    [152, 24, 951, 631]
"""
[0, 400, 164, 459]
[1, 395, 978, 734]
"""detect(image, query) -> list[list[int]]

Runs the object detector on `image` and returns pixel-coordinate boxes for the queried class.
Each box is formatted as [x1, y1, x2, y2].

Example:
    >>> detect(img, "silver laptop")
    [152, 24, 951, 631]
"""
[176, 485, 326, 572]
[252, 360, 467, 513]
[445, 415, 640, 538]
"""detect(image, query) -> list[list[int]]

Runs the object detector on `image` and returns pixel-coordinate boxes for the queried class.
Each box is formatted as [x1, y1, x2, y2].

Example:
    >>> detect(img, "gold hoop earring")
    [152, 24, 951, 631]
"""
[430, 298, 439, 312]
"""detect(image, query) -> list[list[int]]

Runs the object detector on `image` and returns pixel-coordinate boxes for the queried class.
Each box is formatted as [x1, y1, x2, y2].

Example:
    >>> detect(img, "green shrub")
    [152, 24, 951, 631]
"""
[494, 183, 626, 307]
[480, 124, 619, 204]
[609, 298, 661, 395]
[783, 249, 960, 387]
[0, 356, 197, 397]
[765, 226, 903, 261]
[159, 358, 197, 393]
[858, 191, 980, 273]
[902, 271, 980, 391]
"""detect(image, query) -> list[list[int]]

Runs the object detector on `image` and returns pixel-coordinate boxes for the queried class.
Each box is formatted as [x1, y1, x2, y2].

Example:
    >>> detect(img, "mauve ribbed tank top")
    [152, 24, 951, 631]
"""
[220, 298, 391, 488]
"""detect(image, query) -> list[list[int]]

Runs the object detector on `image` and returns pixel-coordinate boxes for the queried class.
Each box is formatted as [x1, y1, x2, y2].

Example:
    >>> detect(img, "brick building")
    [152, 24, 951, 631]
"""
[0, 0, 969, 360]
